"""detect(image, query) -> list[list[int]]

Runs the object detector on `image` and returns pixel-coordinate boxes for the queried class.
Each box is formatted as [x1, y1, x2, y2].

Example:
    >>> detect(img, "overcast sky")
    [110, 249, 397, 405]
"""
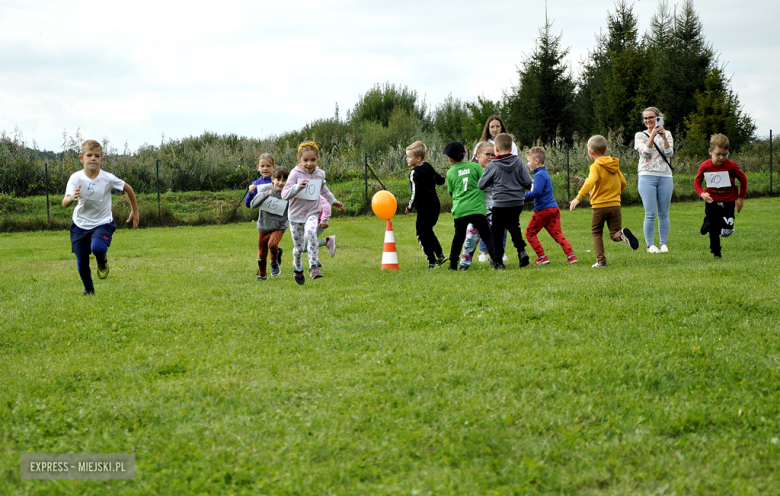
[1, 0, 777, 152]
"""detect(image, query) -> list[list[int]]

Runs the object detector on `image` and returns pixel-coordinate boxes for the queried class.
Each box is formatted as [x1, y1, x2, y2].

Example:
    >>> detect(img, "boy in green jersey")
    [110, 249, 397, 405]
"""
[444, 141, 497, 270]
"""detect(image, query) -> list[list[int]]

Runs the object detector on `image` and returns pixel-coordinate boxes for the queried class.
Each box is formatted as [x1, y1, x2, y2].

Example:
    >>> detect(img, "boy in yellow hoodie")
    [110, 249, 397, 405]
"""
[569, 135, 639, 267]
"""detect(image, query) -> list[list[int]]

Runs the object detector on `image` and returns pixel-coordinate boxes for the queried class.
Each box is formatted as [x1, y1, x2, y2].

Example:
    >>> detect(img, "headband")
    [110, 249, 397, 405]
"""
[297, 141, 319, 153]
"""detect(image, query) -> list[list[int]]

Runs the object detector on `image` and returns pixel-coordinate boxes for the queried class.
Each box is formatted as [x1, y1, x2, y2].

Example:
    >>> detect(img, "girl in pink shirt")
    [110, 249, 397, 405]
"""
[281, 142, 344, 285]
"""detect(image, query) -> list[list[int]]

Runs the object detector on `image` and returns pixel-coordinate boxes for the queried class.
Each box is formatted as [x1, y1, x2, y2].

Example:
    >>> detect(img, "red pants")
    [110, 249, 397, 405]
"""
[257, 229, 285, 277]
[525, 207, 574, 258]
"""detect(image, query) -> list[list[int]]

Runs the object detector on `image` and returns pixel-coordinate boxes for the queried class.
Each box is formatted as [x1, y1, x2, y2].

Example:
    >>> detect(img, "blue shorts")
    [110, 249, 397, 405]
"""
[70, 222, 117, 255]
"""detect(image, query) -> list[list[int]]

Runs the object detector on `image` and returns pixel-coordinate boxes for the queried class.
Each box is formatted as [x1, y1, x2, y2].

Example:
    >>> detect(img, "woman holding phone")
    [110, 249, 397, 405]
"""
[634, 106, 674, 253]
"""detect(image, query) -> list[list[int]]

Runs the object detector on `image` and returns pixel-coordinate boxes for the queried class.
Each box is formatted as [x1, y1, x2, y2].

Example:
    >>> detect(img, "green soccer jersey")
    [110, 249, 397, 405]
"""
[446, 161, 487, 219]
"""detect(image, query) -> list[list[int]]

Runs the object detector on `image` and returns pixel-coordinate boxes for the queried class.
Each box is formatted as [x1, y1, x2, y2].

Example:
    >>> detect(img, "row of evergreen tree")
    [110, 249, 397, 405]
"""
[341, 0, 755, 155]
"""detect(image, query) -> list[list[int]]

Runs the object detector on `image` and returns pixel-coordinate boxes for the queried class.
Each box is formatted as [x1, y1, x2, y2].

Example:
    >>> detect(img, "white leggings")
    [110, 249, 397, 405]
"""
[290, 215, 320, 271]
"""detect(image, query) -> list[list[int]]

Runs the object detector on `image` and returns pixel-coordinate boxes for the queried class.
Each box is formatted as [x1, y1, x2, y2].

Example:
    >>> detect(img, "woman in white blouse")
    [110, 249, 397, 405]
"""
[634, 107, 674, 253]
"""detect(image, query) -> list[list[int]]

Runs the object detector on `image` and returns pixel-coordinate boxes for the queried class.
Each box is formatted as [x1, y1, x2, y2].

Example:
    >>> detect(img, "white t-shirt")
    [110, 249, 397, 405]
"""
[65, 170, 125, 229]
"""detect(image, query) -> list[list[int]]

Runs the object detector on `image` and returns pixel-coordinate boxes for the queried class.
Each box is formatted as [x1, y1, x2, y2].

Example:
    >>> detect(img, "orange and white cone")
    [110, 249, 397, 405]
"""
[381, 220, 400, 270]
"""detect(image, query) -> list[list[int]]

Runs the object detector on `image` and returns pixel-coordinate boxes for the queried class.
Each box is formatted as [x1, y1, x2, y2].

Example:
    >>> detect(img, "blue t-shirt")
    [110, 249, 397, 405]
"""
[524, 166, 558, 211]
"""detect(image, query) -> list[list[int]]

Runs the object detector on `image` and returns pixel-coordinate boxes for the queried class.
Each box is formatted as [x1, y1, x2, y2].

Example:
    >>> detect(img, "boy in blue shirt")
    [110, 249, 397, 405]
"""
[62, 140, 139, 295]
[524, 147, 577, 265]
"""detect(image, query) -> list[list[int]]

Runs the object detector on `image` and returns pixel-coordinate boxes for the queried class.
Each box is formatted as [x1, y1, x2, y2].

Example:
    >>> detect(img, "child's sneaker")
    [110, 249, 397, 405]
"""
[494, 262, 506, 270]
[82, 288, 95, 295]
[567, 254, 578, 264]
[270, 261, 281, 277]
[326, 236, 336, 257]
[256, 275, 268, 281]
[427, 263, 437, 269]
[519, 251, 530, 268]
[591, 260, 607, 268]
[478, 253, 489, 263]
[647, 245, 660, 253]
[700, 216, 709, 235]
[458, 264, 469, 271]
[310, 266, 323, 279]
[447, 264, 458, 271]
[659, 244, 669, 253]
[620, 228, 639, 250]
[533, 255, 550, 265]
[294, 270, 305, 285]
[436, 254, 448, 266]
[97, 259, 109, 279]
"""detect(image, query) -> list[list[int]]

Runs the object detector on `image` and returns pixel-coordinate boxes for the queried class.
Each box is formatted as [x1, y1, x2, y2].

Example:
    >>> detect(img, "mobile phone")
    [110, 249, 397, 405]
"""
[656, 116, 664, 128]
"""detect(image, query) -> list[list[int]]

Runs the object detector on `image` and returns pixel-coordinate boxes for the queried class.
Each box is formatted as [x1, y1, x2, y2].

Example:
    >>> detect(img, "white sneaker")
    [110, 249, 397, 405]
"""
[647, 245, 660, 253]
[326, 236, 336, 257]
[478, 253, 489, 263]
[502, 254, 509, 261]
[659, 244, 668, 253]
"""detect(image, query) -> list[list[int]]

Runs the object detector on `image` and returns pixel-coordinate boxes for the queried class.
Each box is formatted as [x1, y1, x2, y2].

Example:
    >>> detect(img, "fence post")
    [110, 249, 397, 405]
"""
[364, 153, 369, 215]
[770, 130, 773, 195]
[44, 161, 50, 226]
[566, 142, 570, 201]
[156, 159, 161, 227]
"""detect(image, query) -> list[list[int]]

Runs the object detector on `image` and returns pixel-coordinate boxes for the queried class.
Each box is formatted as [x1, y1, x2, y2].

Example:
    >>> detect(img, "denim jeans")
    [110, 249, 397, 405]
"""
[638, 175, 673, 247]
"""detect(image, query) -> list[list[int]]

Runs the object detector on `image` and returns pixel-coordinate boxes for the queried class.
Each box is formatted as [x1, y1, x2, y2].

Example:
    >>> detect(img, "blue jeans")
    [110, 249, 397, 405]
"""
[638, 175, 673, 247]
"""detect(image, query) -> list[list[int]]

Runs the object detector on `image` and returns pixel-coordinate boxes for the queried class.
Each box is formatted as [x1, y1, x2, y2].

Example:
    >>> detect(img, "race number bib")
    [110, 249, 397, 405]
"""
[704, 171, 730, 188]
[297, 179, 322, 200]
[260, 197, 288, 216]
[77, 178, 105, 203]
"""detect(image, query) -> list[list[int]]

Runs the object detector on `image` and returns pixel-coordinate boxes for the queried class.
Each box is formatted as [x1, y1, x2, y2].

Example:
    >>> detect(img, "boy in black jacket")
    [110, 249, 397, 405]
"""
[404, 140, 447, 269]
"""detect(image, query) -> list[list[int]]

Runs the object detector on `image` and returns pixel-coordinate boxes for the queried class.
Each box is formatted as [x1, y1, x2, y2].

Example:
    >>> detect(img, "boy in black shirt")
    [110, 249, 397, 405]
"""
[404, 140, 447, 269]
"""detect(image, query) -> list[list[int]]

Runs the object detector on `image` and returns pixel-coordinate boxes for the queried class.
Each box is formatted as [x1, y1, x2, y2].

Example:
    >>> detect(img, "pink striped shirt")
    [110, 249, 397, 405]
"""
[281, 166, 337, 223]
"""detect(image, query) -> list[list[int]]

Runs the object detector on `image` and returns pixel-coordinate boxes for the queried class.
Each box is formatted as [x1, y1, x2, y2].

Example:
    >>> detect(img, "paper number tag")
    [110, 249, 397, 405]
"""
[78, 178, 104, 203]
[260, 197, 288, 216]
[296, 179, 322, 200]
[704, 171, 730, 188]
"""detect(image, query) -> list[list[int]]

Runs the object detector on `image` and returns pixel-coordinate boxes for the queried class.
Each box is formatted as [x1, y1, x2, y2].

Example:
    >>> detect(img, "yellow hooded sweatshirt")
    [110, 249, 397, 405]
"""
[576, 156, 626, 208]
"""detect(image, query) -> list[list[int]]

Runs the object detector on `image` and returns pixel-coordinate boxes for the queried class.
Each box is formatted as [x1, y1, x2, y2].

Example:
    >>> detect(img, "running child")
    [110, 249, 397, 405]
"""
[250, 166, 290, 280]
[693, 133, 747, 259]
[569, 135, 639, 267]
[281, 141, 344, 285]
[245, 154, 275, 207]
[443, 141, 496, 270]
[302, 194, 337, 265]
[458, 141, 506, 269]
[524, 146, 577, 265]
[62, 139, 139, 295]
[403, 140, 447, 269]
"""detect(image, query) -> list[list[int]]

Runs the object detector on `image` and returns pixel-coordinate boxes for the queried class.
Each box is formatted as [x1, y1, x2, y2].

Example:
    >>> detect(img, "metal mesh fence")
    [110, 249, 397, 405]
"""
[1, 134, 776, 232]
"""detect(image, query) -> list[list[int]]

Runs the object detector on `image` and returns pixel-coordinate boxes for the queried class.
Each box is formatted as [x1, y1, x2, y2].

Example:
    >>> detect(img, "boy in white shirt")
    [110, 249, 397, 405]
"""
[62, 140, 139, 295]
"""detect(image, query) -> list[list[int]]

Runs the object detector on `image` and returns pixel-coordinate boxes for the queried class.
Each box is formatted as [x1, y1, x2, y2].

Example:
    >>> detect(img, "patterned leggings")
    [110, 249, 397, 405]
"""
[257, 229, 285, 277]
[525, 207, 574, 258]
[290, 215, 320, 271]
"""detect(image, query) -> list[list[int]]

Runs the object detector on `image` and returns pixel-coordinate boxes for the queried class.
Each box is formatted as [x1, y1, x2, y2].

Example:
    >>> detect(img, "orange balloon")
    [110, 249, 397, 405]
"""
[371, 190, 397, 221]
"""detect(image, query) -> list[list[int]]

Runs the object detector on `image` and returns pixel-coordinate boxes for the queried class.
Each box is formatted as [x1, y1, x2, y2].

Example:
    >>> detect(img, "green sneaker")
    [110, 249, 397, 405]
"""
[97, 259, 109, 279]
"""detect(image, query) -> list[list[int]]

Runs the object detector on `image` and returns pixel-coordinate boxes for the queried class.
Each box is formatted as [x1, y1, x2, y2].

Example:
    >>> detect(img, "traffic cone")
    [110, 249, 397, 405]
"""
[381, 220, 400, 270]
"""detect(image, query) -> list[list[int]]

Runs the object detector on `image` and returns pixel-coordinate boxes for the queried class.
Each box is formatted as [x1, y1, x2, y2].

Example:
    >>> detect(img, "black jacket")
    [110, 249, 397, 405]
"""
[407, 162, 445, 211]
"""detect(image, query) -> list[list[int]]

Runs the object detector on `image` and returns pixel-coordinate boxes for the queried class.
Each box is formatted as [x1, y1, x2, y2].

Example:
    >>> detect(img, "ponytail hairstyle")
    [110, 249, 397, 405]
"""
[297, 141, 320, 157]
[258, 153, 275, 166]
[641, 107, 663, 123]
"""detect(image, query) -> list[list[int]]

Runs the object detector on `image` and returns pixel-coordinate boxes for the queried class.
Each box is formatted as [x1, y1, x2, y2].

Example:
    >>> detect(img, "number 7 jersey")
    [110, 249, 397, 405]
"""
[446, 161, 487, 219]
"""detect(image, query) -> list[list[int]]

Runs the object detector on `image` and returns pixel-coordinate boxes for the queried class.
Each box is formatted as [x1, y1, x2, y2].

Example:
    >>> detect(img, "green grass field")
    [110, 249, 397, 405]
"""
[2, 199, 779, 495]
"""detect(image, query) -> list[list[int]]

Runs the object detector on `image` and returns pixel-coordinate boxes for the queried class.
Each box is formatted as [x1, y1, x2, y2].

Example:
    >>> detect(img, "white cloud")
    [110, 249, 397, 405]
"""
[1, 0, 777, 151]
